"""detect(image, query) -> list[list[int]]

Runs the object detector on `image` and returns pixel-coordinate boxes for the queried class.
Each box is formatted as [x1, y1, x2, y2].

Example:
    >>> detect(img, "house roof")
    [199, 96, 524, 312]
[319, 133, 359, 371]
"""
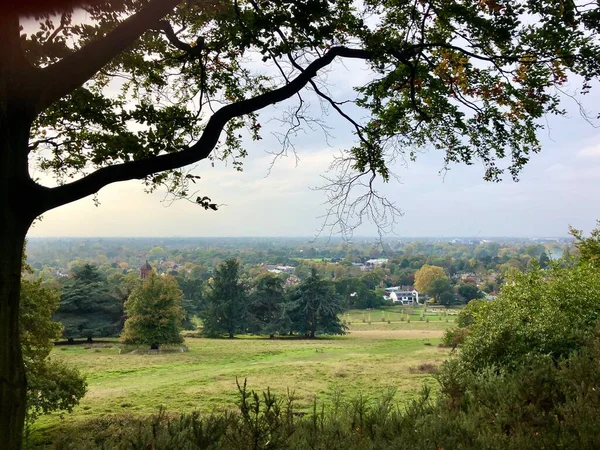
[141, 260, 152, 270]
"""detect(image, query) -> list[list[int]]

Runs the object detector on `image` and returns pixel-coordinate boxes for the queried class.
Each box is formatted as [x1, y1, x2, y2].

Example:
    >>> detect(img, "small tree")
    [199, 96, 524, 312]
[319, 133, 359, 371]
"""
[202, 259, 247, 338]
[457, 283, 484, 303]
[121, 273, 184, 348]
[20, 268, 86, 426]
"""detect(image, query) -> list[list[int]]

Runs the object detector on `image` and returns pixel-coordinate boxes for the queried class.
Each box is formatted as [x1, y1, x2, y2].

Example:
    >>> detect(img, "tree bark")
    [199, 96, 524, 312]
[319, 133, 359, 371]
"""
[0, 219, 29, 450]
[0, 14, 39, 450]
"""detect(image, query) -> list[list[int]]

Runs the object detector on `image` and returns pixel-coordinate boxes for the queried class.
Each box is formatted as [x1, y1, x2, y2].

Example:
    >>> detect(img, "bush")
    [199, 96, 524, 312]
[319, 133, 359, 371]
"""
[458, 262, 600, 372]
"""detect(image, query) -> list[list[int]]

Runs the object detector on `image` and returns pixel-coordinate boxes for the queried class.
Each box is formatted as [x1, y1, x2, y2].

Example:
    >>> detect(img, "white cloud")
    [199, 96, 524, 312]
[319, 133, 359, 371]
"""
[577, 143, 600, 158]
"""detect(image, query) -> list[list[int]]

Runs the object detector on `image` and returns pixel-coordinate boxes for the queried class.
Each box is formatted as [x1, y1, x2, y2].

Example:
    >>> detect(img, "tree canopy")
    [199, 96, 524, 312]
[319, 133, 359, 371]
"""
[16, 0, 600, 231]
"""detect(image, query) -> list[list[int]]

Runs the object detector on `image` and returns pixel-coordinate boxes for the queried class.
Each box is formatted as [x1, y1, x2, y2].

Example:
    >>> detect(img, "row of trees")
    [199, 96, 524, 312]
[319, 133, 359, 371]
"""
[49, 260, 388, 343]
[203, 260, 345, 339]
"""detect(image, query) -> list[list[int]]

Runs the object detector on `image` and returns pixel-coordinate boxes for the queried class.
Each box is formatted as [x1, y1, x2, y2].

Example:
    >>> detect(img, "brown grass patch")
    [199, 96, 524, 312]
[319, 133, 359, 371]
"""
[348, 329, 445, 340]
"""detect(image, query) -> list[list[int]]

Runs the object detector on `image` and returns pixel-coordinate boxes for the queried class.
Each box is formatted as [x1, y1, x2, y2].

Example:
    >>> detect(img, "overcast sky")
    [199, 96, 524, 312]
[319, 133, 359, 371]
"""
[27, 58, 600, 239]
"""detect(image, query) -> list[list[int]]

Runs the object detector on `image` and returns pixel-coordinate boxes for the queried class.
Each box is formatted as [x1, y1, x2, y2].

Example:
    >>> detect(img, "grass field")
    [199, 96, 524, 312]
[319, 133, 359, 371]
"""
[32, 312, 455, 444]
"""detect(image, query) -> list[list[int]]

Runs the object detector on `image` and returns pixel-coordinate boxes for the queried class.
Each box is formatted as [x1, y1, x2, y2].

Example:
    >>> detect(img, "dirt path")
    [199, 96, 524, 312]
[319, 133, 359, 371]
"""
[347, 329, 446, 339]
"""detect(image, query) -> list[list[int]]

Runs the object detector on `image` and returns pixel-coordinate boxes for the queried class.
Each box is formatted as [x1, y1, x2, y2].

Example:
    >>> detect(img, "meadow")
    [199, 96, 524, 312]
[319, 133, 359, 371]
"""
[32, 307, 455, 446]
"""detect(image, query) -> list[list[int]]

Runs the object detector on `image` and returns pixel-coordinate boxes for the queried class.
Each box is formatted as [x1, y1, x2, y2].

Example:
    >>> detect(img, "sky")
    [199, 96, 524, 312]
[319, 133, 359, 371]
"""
[27, 57, 600, 239]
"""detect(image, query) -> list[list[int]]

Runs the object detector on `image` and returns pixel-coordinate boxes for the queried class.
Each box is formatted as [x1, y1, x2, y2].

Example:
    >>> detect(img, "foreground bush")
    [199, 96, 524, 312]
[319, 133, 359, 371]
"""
[445, 261, 600, 372]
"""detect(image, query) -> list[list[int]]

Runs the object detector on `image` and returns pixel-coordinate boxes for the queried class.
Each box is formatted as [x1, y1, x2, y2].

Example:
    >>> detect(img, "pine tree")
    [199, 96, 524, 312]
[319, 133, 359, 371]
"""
[294, 267, 345, 338]
[54, 264, 122, 341]
[202, 259, 247, 338]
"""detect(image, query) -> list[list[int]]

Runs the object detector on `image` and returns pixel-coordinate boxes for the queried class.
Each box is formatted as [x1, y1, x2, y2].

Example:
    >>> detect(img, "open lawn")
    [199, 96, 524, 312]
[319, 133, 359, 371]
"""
[32, 318, 455, 445]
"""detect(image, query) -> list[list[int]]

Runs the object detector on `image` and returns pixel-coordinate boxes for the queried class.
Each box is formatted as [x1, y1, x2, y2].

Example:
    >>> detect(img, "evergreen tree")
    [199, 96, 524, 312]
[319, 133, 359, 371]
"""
[54, 264, 122, 341]
[248, 274, 286, 338]
[175, 276, 205, 330]
[294, 268, 345, 338]
[121, 273, 184, 347]
[202, 259, 247, 338]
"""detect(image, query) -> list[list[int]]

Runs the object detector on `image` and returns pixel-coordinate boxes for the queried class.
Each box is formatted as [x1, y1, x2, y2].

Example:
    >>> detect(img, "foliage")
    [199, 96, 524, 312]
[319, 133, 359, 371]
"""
[457, 283, 483, 302]
[54, 264, 123, 340]
[202, 259, 248, 338]
[20, 276, 86, 424]
[7, 0, 597, 261]
[570, 220, 600, 265]
[429, 277, 454, 301]
[175, 276, 206, 330]
[290, 267, 345, 338]
[414, 264, 447, 295]
[121, 273, 185, 347]
[450, 261, 600, 372]
[247, 273, 287, 337]
[334, 277, 384, 309]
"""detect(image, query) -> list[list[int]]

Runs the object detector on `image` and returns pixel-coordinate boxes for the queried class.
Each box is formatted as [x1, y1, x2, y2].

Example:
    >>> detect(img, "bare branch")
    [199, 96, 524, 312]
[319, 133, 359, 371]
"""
[34, 46, 374, 214]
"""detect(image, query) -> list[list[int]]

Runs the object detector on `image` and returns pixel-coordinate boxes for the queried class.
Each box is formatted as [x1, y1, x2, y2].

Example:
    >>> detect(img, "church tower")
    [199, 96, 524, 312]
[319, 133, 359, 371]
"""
[140, 260, 152, 279]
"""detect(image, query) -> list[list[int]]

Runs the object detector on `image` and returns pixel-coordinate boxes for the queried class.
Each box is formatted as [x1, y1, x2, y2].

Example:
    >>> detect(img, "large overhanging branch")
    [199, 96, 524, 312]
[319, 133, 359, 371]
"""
[34, 46, 373, 215]
[37, 0, 183, 112]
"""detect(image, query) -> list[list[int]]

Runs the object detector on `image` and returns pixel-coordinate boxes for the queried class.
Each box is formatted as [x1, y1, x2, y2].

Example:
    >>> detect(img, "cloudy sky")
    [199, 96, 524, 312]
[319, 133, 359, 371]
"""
[27, 58, 600, 239]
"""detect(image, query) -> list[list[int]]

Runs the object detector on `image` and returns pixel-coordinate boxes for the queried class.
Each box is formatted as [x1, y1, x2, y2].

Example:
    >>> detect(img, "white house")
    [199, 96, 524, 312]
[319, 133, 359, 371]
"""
[384, 286, 419, 305]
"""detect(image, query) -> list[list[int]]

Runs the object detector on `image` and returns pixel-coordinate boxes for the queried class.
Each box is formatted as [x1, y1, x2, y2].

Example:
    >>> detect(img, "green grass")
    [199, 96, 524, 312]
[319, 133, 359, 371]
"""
[32, 320, 454, 444]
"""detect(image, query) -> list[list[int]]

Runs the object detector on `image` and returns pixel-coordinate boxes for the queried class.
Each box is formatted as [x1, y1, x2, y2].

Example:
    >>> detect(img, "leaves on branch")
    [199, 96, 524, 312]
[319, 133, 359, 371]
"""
[196, 195, 218, 211]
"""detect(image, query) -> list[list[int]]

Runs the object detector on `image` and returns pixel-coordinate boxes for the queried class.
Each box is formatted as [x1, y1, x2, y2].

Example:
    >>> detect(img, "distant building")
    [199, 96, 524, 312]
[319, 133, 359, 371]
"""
[140, 260, 152, 279]
[384, 286, 419, 305]
[267, 265, 295, 275]
[362, 258, 388, 271]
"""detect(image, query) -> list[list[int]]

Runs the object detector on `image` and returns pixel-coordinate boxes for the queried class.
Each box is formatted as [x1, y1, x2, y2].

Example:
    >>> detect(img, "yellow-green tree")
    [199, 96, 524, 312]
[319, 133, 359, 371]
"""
[414, 265, 447, 296]
[121, 273, 184, 347]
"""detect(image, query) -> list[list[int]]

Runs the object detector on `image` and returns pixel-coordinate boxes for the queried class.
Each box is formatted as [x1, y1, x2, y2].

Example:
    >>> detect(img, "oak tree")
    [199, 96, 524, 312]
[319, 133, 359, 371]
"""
[1, 0, 600, 446]
[121, 272, 185, 347]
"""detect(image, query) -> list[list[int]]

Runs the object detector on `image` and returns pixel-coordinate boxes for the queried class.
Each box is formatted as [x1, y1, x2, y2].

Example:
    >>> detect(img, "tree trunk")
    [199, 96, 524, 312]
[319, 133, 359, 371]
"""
[0, 14, 39, 448]
[0, 222, 28, 450]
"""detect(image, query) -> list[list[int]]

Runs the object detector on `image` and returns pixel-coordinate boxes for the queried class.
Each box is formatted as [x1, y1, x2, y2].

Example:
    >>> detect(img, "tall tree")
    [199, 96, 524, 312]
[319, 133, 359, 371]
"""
[54, 264, 122, 341]
[248, 273, 286, 338]
[2, 2, 600, 446]
[202, 259, 247, 338]
[121, 272, 184, 347]
[293, 267, 345, 338]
